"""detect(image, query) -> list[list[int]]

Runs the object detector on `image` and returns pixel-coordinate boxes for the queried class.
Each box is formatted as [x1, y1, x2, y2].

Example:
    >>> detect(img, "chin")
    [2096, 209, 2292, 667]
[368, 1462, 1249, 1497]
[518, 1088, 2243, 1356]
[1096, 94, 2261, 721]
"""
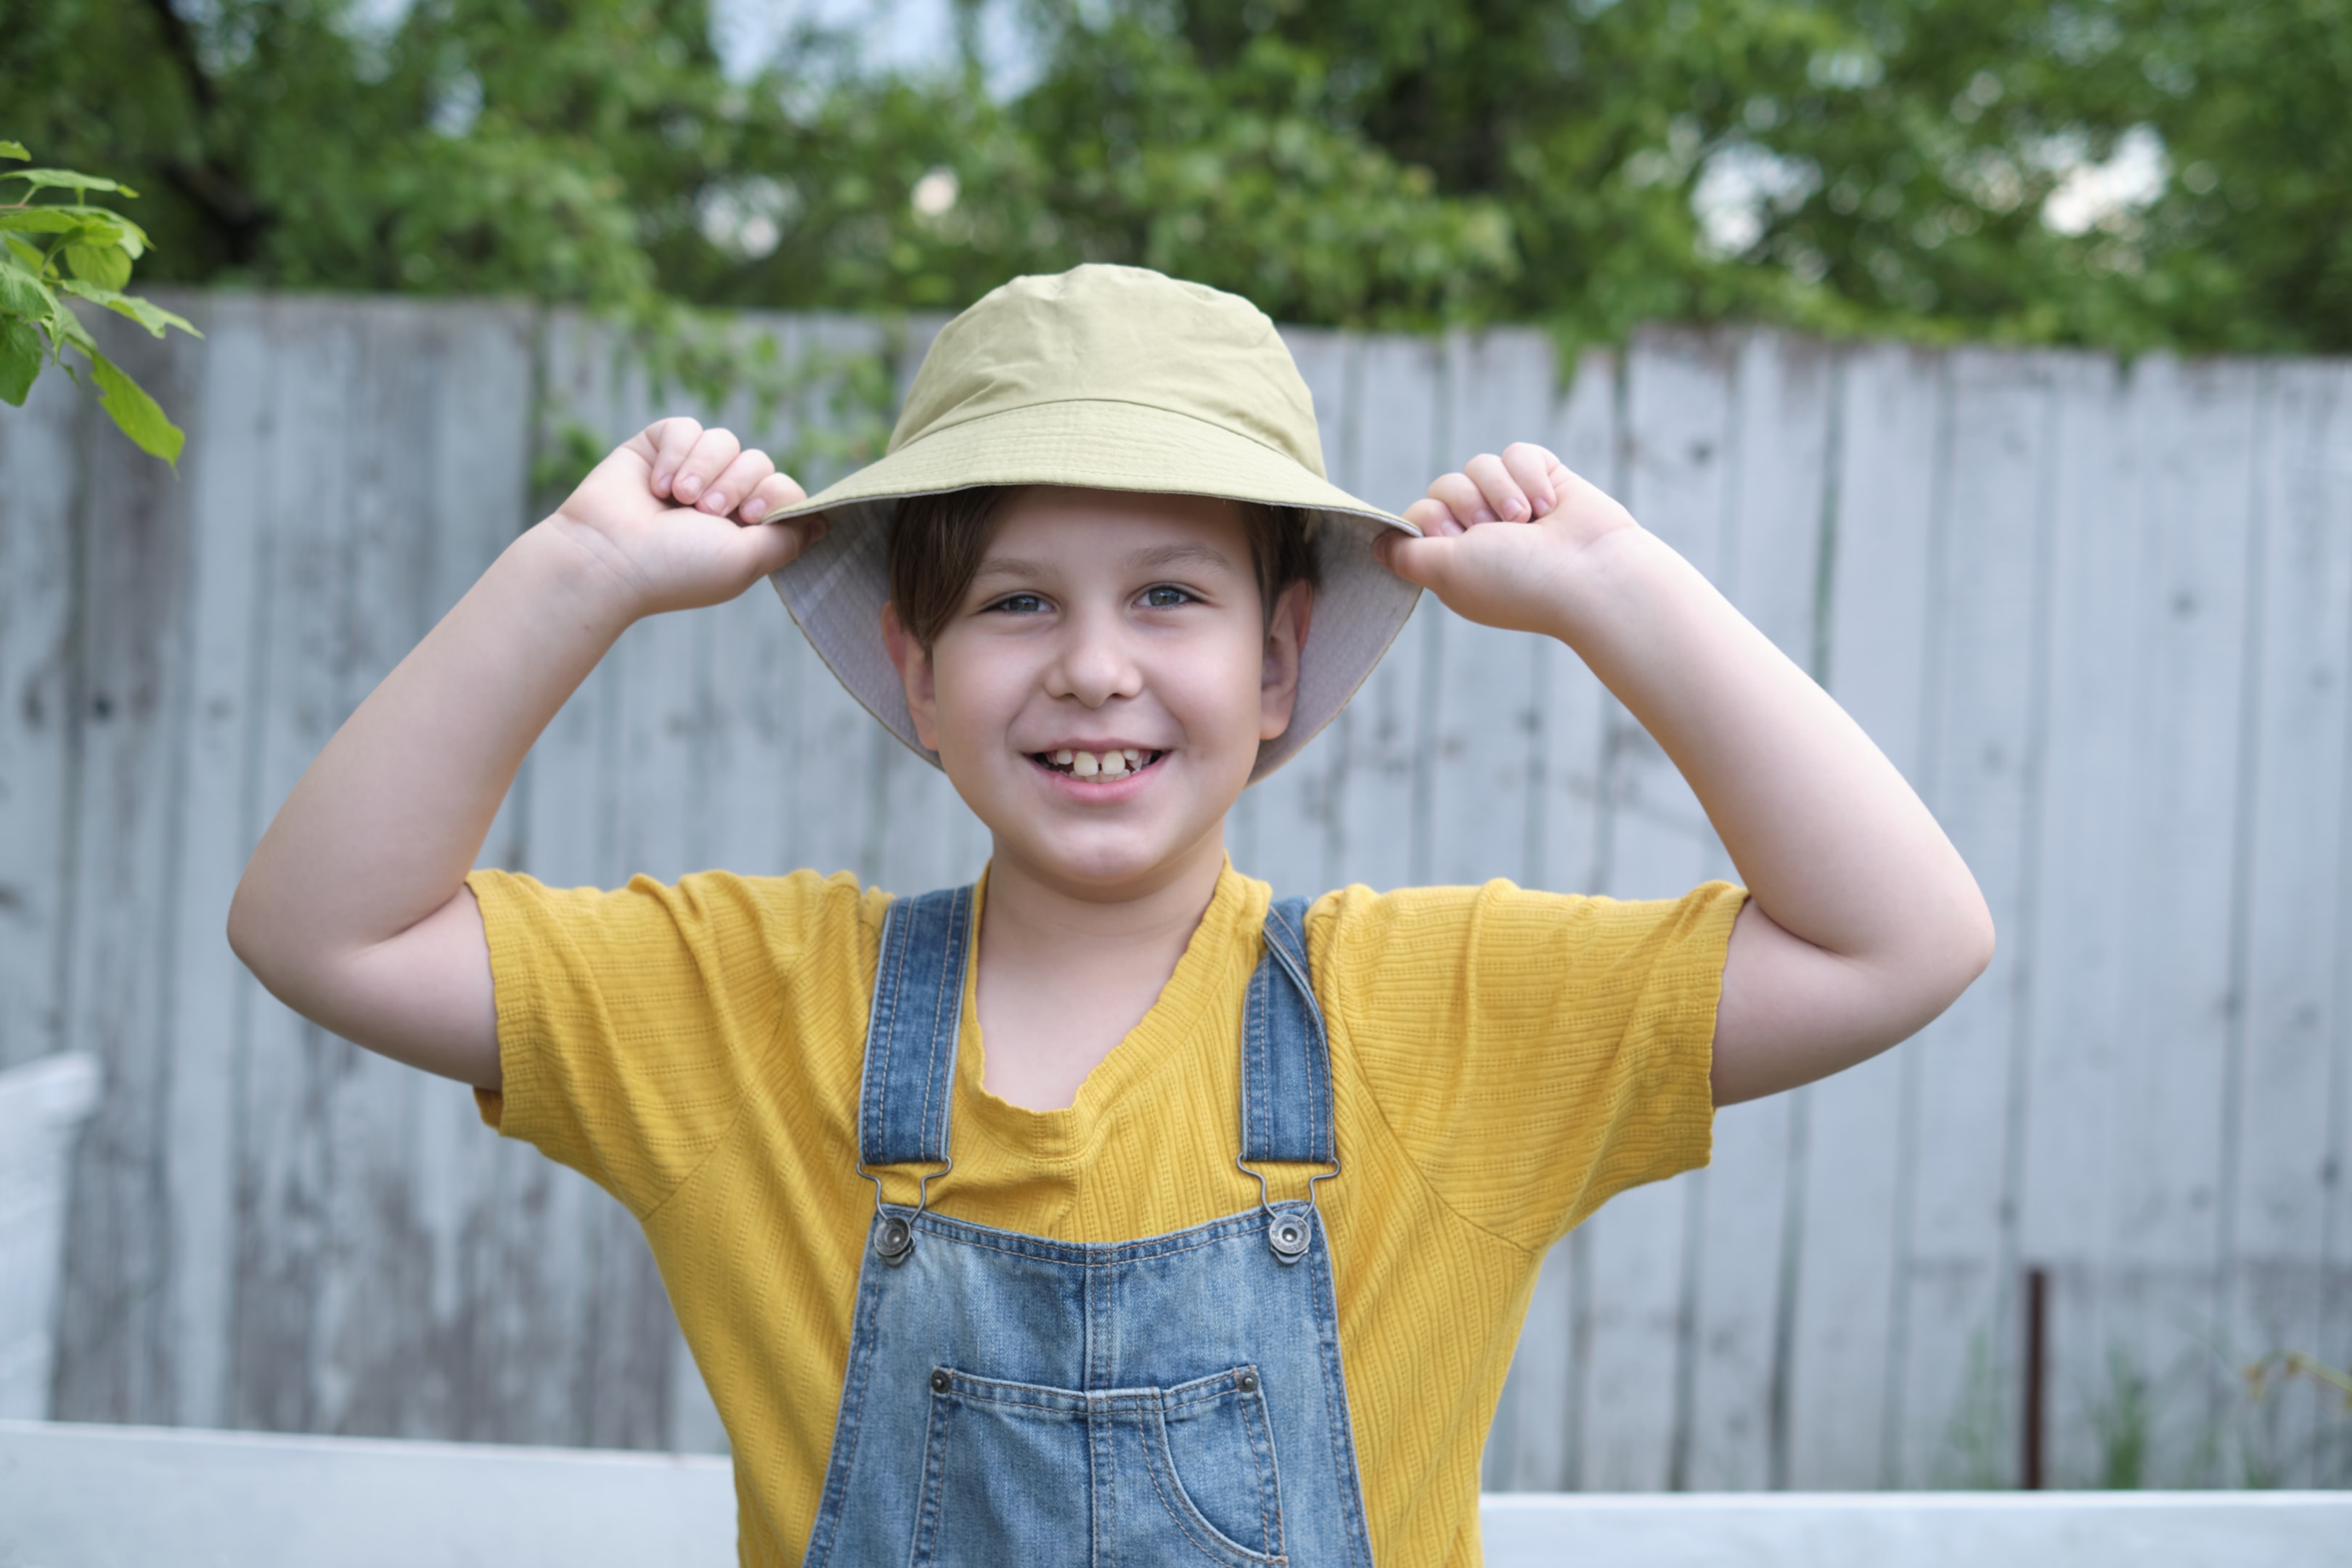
[1013, 829, 1193, 894]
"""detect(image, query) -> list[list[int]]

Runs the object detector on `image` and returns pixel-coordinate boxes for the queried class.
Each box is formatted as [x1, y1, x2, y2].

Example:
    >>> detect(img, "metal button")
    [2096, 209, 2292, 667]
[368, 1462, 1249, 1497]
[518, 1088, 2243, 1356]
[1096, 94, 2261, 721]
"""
[875, 1215, 914, 1264]
[1267, 1214, 1310, 1264]
[930, 1369, 952, 1394]
[1235, 1370, 1259, 1393]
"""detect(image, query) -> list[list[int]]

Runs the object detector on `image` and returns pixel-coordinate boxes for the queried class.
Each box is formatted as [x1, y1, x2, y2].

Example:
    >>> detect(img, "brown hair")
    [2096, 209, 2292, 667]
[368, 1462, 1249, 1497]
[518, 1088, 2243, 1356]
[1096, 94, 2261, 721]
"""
[886, 486, 1320, 650]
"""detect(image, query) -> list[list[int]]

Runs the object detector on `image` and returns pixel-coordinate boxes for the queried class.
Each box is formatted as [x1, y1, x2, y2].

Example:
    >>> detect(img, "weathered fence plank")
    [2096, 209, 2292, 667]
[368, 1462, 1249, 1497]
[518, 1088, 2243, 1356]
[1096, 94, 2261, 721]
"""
[5, 295, 2348, 1493]
[0, 354, 80, 1077]
[1891, 347, 2053, 1487]
[2228, 362, 2352, 1486]
[1785, 342, 1945, 1490]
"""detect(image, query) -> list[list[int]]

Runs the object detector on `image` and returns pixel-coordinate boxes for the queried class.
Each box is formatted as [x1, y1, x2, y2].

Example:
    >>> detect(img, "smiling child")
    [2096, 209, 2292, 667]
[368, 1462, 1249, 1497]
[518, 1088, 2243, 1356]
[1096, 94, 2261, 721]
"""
[229, 265, 1991, 1567]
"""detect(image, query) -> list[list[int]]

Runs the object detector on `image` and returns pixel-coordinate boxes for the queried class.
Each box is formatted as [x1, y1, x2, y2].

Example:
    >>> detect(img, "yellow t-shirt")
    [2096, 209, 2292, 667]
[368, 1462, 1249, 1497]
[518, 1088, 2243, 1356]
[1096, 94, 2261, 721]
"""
[470, 862, 1743, 1567]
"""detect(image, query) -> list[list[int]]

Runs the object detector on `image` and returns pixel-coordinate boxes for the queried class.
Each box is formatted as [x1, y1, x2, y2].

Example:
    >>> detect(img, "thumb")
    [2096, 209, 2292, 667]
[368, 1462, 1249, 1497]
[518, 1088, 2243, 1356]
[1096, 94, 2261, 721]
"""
[1374, 529, 1454, 592]
[731, 515, 828, 580]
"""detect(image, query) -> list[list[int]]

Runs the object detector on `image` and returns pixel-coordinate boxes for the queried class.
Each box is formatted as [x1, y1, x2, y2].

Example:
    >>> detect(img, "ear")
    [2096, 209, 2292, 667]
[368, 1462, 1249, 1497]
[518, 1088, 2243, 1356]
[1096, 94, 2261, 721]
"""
[881, 602, 943, 752]
[1259, 581, 1313, 741]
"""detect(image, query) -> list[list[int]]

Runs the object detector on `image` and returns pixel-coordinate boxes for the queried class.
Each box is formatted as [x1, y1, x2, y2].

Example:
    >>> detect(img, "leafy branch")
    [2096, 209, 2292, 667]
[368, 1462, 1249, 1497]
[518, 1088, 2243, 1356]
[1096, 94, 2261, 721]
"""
[0, 138, 200, 462]
[532, 300, 899, 512]
[2247, 1352, 2352, 1411]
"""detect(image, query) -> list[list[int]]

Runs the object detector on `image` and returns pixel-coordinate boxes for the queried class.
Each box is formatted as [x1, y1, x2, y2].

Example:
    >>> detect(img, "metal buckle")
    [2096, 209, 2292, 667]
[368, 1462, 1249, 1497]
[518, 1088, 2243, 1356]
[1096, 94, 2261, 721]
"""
[1236, 1153, 1339, 1266]
[859, 1159, 952, 1266]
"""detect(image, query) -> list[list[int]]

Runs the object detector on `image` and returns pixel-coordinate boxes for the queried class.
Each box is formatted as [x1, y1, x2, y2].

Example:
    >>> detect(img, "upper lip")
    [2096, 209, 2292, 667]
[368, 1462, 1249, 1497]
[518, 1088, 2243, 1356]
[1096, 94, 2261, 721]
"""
[1026, 741, 1167, 754]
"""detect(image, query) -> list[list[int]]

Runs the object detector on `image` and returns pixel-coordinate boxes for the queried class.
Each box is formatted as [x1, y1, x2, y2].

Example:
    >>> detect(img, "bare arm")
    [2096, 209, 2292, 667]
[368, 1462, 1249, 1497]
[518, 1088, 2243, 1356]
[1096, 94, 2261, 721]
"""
[226, 421, 816, 1087]
[1389, 445, 1995, 1106]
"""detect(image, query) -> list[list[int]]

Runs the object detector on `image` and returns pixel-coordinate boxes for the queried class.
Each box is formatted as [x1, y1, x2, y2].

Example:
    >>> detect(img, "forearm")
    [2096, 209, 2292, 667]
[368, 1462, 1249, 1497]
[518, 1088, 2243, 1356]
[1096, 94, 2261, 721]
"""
[1546, 526, 1990, 970]
[229, 518, 637, 979]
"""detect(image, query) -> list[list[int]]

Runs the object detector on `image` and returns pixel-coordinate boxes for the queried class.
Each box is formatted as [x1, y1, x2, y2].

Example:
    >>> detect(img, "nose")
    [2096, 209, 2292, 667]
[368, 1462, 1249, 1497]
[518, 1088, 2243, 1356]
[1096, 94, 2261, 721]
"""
[1045, 603, 1143, 709]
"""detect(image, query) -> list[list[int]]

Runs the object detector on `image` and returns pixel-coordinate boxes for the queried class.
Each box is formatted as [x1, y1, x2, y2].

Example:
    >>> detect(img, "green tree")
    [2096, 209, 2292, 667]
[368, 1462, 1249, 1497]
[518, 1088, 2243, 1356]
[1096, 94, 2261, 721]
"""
[4, 0, 2344, 351]
[0, 140, 199, 461]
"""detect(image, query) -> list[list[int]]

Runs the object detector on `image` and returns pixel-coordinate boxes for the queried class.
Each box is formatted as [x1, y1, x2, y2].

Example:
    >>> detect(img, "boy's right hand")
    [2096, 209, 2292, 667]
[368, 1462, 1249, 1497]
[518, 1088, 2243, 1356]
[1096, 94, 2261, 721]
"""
[547, 417, 821, 618]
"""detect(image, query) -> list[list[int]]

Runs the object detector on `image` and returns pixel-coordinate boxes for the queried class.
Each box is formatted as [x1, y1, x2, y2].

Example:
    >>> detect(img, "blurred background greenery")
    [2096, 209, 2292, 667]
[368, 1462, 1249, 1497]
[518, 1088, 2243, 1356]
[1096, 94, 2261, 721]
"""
[9, 0, 2345, 354]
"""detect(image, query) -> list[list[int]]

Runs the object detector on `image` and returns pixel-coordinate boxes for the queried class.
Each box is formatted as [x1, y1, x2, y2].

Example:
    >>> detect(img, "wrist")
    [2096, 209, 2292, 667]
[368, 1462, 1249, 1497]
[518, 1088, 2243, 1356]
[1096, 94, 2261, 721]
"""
[1532, 522, 1678, 649]
[510, 515, 656, 636]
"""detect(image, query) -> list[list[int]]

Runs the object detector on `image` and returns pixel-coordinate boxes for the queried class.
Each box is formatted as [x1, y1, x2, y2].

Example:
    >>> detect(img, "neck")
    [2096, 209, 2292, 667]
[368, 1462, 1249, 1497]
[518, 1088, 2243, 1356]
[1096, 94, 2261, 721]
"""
[971, 828, 1230, 1111]
[981, 828, 1230, 954]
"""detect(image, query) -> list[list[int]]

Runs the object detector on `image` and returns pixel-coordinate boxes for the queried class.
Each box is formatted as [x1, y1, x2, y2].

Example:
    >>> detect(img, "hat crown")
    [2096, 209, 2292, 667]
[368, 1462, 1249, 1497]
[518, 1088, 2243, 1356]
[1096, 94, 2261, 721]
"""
[890, 265, 1329, 481]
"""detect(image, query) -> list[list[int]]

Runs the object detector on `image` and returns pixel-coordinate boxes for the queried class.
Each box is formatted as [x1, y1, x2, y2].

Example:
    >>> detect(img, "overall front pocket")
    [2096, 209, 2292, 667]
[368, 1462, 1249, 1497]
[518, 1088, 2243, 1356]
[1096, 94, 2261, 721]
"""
[910, 1366, 1287, 1568]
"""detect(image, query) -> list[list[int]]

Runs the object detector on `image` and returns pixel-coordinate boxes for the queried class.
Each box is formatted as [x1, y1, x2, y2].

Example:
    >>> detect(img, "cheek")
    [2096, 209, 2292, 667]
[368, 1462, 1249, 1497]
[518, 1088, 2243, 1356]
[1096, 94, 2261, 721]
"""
[927, 649, 1024, 752]
[1159, 642, 1265, 746]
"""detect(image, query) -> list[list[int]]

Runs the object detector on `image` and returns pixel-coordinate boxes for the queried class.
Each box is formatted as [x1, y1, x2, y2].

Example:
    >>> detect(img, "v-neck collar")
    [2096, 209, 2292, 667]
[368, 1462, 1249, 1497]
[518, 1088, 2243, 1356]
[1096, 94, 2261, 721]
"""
[952, 862, 1268, 1163]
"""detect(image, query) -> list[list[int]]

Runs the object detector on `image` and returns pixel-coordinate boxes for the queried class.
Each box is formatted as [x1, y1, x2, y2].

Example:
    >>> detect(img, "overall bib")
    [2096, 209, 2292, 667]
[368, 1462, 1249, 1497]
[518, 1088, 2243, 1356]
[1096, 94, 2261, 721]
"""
[801, 886, 1379, 1568]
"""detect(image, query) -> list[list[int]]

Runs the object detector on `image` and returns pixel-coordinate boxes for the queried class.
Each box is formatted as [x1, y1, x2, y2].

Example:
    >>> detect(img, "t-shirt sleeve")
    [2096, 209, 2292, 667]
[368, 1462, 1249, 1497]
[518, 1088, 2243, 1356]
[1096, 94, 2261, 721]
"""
[466, 865, 875, 1219]
[1312, 878, 1745, 1251]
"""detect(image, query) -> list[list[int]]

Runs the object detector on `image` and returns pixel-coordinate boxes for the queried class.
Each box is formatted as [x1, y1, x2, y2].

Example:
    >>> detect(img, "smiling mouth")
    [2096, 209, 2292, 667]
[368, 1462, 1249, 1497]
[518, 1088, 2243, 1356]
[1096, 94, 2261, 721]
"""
[1030, 747, 1166, 781]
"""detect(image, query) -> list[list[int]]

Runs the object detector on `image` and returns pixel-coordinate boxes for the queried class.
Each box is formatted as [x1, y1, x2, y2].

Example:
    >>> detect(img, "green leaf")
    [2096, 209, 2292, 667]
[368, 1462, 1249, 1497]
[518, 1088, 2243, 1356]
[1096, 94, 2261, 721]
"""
[0, 210, 145, 258]
[59, 281, 200, 339]
[64, 242, 132, 290]
[0, 261, 52, 319]
[0, 208, 86, 235]
[0, 318, 41, 404]
[0, 141, 28, 161]
[2, 234, 41, 269]
[0, 167, 136, 197]
[86, 347, 182, 464]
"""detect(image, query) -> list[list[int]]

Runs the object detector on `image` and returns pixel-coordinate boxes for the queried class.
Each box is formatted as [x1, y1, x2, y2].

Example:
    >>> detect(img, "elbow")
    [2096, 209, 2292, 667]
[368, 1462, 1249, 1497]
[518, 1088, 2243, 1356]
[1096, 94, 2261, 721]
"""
[1936, 886, 1997, 1008]
[225, 884, 269, 986]
[225, 874, 294, 995]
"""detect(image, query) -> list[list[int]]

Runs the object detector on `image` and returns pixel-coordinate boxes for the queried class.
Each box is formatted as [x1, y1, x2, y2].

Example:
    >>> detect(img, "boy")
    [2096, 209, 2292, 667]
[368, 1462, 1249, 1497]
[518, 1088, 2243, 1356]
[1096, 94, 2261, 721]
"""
[229, 266, 1990, 1566]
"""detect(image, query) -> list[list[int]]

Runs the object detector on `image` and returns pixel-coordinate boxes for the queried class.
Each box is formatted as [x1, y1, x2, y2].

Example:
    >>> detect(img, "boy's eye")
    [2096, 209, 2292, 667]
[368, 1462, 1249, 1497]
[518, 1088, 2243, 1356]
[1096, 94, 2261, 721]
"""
[987, 592, 1048, 615]
[1140, 584, 1194, 609]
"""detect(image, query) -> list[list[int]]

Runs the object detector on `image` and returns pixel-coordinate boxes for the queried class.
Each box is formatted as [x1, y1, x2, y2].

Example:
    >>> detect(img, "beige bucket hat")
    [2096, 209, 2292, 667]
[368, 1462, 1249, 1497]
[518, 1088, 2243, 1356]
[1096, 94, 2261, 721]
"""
[768, 264, 1421, 782]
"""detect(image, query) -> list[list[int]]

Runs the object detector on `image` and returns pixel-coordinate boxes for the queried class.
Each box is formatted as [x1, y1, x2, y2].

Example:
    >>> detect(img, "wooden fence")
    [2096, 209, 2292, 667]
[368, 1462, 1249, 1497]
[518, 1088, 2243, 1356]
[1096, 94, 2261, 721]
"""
[1, 293, 2346, 1493]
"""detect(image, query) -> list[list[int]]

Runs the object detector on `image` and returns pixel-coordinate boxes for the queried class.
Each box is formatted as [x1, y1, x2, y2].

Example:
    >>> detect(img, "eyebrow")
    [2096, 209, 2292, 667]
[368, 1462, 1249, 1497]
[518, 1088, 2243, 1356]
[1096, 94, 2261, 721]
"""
[1127, 541, 1236, 573]
[971, 556, 1053, 584]
[969, 540, 1237, 586]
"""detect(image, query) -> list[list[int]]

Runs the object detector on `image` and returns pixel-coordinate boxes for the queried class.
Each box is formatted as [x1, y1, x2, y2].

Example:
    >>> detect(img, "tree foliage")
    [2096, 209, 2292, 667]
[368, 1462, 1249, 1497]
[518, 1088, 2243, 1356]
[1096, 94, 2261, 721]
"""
[4, 0, 2345, 352]
[0, 140, 200, 461]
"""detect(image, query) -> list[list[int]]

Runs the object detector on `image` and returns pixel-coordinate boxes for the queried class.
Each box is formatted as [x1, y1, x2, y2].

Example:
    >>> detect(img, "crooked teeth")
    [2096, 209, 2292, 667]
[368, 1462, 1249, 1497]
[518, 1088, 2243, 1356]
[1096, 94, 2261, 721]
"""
[1042, 748, 1159, 778]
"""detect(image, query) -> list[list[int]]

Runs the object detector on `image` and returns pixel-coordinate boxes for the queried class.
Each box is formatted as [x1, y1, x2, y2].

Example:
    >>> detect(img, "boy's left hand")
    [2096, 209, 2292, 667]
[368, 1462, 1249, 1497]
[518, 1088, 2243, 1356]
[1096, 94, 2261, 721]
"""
[1381, 442, 1638, 634]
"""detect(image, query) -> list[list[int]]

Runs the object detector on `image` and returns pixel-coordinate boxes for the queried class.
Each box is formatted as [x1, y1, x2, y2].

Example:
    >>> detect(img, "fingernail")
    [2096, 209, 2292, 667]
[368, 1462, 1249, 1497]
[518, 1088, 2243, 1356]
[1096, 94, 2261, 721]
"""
[740, 497, 767, 520]
[804, 518, 829, 543]
[703, 491, 730, 513]
[677, 473, 701, 497]
[652, 470, 673, 494]
[1472, 507, 1498, 525]
[1502, 499, 1528, 520]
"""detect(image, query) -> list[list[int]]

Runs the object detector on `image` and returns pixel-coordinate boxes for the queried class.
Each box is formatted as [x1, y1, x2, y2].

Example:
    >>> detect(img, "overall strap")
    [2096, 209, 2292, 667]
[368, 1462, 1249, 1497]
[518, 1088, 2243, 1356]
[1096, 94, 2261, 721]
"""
[1240, 896, 1334, 1167]
[859, 885, 973, 1169]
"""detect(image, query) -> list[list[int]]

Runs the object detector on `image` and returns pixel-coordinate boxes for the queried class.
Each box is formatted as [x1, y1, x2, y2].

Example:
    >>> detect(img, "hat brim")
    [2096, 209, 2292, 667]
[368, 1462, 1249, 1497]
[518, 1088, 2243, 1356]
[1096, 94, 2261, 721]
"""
[767, 398, 1421, 783]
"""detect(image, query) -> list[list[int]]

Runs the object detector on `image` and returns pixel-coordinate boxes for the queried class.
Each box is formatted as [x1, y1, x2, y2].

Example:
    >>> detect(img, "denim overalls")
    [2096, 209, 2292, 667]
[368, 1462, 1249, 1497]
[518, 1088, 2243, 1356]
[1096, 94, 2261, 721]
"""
[801, 886, 1379, 1568]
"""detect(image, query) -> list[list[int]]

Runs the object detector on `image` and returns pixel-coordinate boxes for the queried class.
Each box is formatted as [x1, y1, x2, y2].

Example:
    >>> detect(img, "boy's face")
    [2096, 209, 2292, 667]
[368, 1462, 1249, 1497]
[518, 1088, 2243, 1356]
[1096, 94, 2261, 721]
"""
[884, 487, 1309, 898]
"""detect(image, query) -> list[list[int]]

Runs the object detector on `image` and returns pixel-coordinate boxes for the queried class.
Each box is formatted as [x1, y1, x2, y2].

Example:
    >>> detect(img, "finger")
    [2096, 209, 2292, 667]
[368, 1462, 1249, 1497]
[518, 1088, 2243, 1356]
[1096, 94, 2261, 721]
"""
[1423, 473, 1489, 532]
[736, 470, 809, 524]
[1463, 453, 1531, 522]
[647, 418, 705, 499]
[669, 427, 742, 506]
[1401, 497, 1458, 535]
[1502, 443, 1559, 514]
[696, 448, 775, 517]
